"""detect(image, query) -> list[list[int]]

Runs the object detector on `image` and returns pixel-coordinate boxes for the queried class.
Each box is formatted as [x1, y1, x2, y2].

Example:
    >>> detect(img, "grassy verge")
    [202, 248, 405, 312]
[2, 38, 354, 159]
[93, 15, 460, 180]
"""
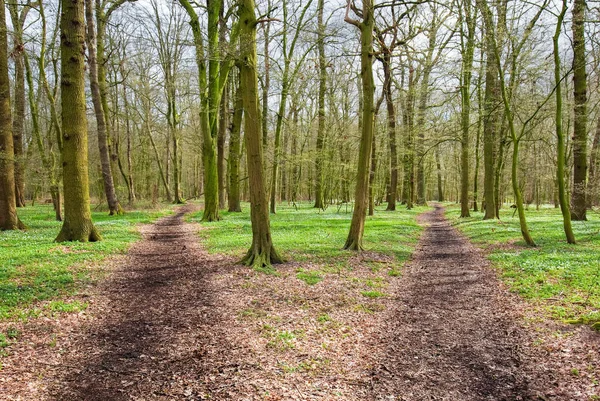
[190, 202, 427, 273]
[0, 204, 173, 321]
[447, 204, 600, 329]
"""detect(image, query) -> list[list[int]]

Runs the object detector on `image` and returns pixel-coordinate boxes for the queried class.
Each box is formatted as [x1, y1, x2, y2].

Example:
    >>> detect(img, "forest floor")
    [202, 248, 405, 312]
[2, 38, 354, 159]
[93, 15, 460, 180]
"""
[1, 204, 599, 400]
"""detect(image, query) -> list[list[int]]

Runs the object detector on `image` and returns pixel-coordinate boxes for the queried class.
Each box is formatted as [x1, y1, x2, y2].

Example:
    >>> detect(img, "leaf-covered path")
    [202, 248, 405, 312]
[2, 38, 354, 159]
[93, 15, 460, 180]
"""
[2, 204, 598, 400]
[369, 204, 598, 400]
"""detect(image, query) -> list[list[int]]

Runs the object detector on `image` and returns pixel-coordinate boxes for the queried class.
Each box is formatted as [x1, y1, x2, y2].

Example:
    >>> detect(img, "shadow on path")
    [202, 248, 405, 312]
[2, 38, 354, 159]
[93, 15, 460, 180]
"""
[48, 206, 237, 400]
[369, 203, 542, 400]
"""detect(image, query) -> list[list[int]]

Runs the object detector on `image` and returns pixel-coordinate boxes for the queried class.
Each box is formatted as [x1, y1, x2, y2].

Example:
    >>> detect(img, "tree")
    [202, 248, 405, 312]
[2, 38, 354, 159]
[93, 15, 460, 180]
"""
[344, 0, 375, 251]
[85, 0, 123, 215]
[478, 0, 548, 246]
[478, 0, 501, 220]
[459, 0, 476, 218]
[571, 0, 587, 221]
[314, 0, 326, 210]
[0, 0, 24, 230]
[56, 0, 101, 242]
[8, 2, 29, 208]
[269, 0, 314, 214]
[553, 0, 575, 244]
[239, 0, 282, 267]
[228, 67, 243, 212]
[179, 0, 237, 220]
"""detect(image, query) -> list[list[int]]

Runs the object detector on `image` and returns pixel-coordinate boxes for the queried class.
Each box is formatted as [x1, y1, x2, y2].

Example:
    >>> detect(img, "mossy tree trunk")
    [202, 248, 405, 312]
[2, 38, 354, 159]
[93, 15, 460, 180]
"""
[554, 0, 576, 244]
[343, 0, 374, 251]
[459, 1, 476, 218]
[589, 117, 600, 207]
[218, 81, 228, 210]
[571, 0, 587, 221]
[8, 4, 28, 208]
[313, 0, 326, 210]
[228, 68, 243, 212]
[479, 0, 499, 220]
[56, 0, 100, 242]
[0, 0, 24, 230]
[402, 64, 415, 210]
[85, 0, 122, 216]
[239, 0, 282, 267]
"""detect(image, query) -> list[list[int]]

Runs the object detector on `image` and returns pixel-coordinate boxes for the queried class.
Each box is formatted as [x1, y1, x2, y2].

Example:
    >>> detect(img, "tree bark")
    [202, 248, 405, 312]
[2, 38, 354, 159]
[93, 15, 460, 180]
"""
[56, 0, 101, 242]
[381, 53, 397, 211]
[571, 0, 587, 221]
[228, 70, 243, 212]
[435, 145, 443, 201]
[480, 3, 499, 220]
[85, 0, 122, 215]
[239, 0, 282, 268]
[588, 117, 600, 207]
[344, 0, 374, 251]
[218, 82, 228, 209]
[459, 2, 476, 218]
[554, 0, 576, 243]
[9, 6, 26, 208]
[0, 0, 24, 230]
[314, 0, 326, 210]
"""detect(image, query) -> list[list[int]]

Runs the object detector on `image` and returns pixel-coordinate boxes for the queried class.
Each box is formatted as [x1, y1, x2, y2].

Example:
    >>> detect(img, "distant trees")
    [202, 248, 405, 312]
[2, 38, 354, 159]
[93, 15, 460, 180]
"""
[1, 0, 598, 251]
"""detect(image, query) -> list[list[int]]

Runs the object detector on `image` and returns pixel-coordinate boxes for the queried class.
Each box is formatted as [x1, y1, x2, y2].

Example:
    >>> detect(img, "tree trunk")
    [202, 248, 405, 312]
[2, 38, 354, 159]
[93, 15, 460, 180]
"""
[10, 8, 26, 208]
[344, 0, 374, 251]
[120, 62, 136, 206]
[85, 0, 122, 215]
[554, 0, 576, 243]
[473, 55, 484, 212]
[381, 53, 397, 211]
[0, 0, 24, 230]
[588, 117, 600, 207]
[459, 3, 476, 218]
[571, 0, 587, 221]
[239, 0, 282, 268]
[56, 0, 101, 242]
[228, 69, 243, 212]
[262, 14, 270, 150]
[314, 0, 326, 210]
[480, 9, 499, 220]
[402, 64, 415, 210]
[218, 82, 228, 209]
[435, 145, 444, 201]
[368, 131, 376, 216]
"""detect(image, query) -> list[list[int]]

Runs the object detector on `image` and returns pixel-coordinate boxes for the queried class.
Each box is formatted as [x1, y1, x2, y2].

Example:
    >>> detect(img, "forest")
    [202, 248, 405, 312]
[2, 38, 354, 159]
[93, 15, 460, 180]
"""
[0, 0, 600, 399]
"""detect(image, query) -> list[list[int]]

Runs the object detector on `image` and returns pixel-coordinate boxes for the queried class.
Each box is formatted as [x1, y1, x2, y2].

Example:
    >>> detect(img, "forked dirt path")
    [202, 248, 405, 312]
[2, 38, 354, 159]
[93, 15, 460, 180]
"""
[4, 204, 597, 400]
[369, 203, 553, 400]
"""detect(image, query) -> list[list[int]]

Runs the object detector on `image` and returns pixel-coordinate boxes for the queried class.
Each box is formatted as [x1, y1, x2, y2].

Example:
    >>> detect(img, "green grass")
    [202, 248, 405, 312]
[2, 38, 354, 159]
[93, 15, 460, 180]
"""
[0, 204, 173, 320]
[448, 204, 600, 327]
[190, 202, 426, 266]
[296, 269, 323, 285]
[360, 290, 386, 298]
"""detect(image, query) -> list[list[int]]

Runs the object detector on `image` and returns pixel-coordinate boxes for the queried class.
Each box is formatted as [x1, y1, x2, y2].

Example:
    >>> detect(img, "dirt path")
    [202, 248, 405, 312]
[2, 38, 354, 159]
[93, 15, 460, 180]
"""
[3, 204, 597, 400]
[42, 205, 246, 400]
[369, 204, 561, 400]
